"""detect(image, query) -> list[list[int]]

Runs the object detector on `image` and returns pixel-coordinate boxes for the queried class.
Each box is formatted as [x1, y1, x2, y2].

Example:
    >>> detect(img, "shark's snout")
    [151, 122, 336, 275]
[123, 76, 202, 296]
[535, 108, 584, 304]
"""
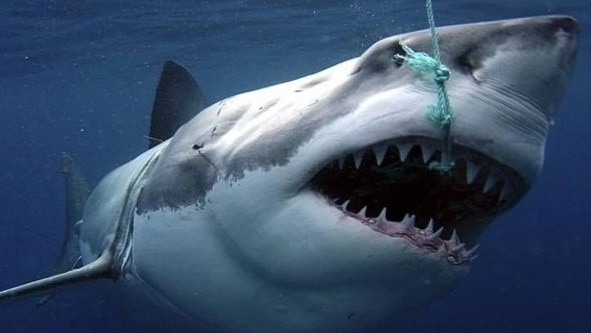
[400, 15, 578, 81]
[551, 15, 578, 34]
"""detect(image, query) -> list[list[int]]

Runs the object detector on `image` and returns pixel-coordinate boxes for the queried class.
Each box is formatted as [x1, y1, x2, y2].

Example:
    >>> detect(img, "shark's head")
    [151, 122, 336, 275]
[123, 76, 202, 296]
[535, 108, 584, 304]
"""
[130, 15, 578, 332]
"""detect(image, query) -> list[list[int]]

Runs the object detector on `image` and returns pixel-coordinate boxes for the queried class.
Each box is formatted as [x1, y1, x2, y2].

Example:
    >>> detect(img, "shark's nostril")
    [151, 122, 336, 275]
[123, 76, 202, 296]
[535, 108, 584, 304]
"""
[457, 54, 475, 73]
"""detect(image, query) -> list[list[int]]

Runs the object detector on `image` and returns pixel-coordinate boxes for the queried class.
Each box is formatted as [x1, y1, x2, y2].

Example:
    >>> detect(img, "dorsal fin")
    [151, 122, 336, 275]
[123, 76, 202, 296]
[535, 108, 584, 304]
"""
[148, 61, 207, 148]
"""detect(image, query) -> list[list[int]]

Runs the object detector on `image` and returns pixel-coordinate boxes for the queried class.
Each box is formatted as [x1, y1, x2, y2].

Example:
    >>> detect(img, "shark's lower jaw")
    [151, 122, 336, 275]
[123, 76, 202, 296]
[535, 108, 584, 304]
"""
[309, 137, 526, 264]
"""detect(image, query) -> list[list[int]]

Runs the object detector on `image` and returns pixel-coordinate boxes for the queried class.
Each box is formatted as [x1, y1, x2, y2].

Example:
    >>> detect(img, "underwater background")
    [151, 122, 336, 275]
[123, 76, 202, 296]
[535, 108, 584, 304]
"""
[0, 0, 589, 332]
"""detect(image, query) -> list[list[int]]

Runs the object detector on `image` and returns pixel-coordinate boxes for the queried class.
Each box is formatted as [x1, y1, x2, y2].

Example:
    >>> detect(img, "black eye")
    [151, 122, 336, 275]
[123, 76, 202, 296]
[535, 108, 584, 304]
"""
[392, 42, 406, 67]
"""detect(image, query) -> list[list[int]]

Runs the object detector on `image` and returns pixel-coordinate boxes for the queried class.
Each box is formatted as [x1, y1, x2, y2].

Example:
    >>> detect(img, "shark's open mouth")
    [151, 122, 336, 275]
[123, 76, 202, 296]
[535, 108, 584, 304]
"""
[309, 137, 526, 265]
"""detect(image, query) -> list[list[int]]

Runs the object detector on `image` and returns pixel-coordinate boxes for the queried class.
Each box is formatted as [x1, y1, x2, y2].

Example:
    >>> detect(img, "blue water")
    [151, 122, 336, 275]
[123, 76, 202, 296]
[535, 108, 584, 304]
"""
[0, 1, 589, 332]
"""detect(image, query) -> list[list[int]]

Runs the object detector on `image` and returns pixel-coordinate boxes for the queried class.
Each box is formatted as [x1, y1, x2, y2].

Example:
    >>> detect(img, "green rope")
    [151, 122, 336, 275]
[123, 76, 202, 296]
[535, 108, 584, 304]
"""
[395, 0, 454, 172]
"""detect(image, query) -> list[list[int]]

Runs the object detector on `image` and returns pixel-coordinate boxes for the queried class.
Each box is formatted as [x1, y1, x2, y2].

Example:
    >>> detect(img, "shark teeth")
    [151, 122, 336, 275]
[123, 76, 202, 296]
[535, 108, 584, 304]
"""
[377, 207, 388, 220]
[451, 243, 466, 252]
[425, 219, 434, 233]
[357, 206, 368, 217]
[449, 229, 460, 246]
[401, 214, 415, 228]
[372, 145, 387, 166]
[353, 151, 364, 169]
[499, 182, 511, 202]
[466, 161, 481, 184]
[316, 138, 521, 266]
[421, 145, 436, 163]
[396, 143, 413, 161]
[427, 227, 443, 241]
[340, 200, 351, 210]
[466, 244, 480, 257]
[483, 171, 499, 193]
[334, 201, 477, 265]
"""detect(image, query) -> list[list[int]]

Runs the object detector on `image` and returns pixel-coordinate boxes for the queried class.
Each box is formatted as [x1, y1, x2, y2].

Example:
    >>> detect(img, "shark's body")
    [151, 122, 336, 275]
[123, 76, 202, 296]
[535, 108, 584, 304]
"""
[0, 16, 578, 333]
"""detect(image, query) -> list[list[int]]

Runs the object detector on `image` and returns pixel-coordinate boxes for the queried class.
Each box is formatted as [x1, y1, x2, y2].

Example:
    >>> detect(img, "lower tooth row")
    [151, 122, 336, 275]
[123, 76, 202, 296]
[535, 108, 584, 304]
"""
[338, 201, 479, 259]
[341, 201, 447, 240]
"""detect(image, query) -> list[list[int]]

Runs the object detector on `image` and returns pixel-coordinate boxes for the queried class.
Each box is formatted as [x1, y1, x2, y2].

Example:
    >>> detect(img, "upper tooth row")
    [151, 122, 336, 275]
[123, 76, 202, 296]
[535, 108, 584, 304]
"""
[340, 142, 512, 197]
[344, 142, 434, 168]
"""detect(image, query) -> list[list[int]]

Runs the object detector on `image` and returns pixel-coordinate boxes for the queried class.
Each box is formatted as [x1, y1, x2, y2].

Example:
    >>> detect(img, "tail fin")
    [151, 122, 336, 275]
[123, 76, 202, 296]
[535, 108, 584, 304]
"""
[57, 153, 90, 272]
[36, 154, 91, 305]
[0, 154, 113, 304]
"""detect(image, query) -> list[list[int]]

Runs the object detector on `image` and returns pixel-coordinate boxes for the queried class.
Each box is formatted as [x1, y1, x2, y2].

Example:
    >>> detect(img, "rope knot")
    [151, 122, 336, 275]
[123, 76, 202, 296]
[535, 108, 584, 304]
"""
[434, 66, 450, 83]
[398, 44, 449, 85]
[395, 0, 454, 173]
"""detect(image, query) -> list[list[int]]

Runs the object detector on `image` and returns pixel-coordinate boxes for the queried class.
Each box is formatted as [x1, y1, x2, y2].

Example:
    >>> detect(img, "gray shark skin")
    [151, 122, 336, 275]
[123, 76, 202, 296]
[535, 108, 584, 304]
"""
[0, 15, 578, 333]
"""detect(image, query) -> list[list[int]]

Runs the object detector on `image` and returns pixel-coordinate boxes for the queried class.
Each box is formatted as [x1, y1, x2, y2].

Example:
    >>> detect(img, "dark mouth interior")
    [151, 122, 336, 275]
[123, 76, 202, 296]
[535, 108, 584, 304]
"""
[309, 139, 525, 248]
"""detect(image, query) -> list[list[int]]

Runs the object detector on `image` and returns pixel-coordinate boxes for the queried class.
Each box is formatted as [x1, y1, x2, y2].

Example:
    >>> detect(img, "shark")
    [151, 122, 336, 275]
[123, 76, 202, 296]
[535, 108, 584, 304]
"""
[0, 15, 579, 333]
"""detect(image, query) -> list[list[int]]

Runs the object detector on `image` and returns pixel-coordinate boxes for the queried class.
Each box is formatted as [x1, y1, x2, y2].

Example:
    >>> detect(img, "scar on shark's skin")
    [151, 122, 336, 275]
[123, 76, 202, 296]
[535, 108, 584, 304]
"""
[0, 16, 578, 333]
[195, 147, 220, 174]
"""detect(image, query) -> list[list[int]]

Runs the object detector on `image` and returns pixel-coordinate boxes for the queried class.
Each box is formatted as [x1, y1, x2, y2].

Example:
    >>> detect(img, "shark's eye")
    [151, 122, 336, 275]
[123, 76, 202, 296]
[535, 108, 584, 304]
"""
[392, 42, 406, 67]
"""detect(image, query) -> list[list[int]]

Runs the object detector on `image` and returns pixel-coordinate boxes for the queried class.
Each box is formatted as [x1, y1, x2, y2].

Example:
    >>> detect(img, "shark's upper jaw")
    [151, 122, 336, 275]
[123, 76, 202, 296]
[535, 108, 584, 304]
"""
[309, 137, 525, 263]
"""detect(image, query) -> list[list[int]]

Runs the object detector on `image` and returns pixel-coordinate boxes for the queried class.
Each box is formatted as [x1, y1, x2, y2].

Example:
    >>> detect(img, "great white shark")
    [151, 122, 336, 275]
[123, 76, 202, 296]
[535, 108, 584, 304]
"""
[0, 15, 579, 332]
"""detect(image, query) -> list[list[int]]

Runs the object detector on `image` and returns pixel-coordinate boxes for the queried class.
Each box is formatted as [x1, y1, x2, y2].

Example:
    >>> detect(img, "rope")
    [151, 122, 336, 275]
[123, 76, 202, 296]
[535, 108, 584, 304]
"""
[394, 0, 454, 172]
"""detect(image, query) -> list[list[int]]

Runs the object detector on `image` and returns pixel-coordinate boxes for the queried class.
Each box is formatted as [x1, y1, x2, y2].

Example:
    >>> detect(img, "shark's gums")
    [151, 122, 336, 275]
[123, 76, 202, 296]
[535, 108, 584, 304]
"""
[0, 15, 579, 333]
